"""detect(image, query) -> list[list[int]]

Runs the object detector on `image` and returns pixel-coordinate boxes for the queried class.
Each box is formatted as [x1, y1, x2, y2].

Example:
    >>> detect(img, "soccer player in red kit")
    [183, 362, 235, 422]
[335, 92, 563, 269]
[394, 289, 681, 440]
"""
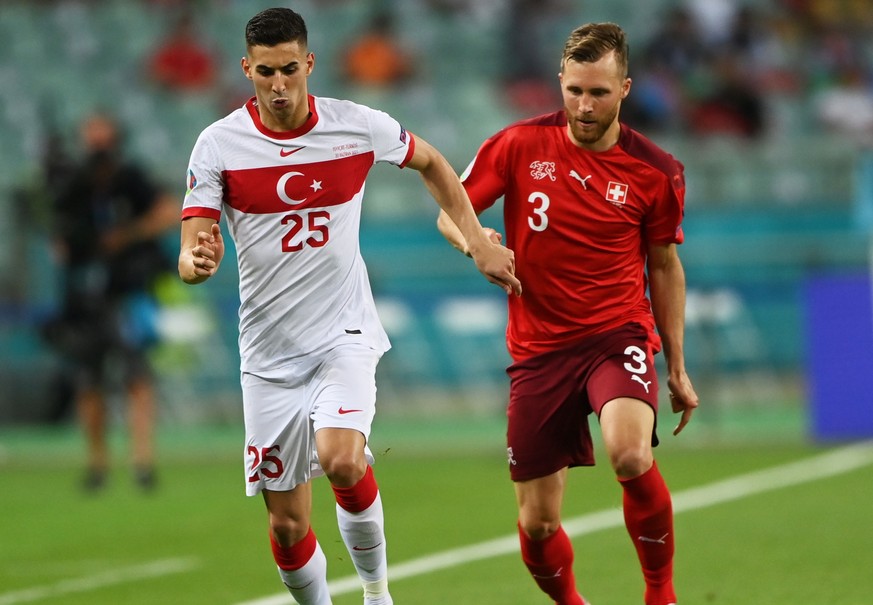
[178, 8, 520, 605]
[438, 22, 699, 605]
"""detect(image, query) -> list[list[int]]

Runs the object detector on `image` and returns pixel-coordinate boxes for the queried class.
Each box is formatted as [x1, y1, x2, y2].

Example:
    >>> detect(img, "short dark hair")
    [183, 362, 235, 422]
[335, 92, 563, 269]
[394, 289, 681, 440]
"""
[245, 8, 308, 50]
[561, 22, 629, 78]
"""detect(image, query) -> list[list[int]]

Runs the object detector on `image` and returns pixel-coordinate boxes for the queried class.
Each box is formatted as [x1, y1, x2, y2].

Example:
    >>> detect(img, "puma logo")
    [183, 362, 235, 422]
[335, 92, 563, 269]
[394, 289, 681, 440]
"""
[631, 374, 652, 393]
[569, 170, 592, 189]
[531, 566, 563, 579]
[638, 533, 669, 545]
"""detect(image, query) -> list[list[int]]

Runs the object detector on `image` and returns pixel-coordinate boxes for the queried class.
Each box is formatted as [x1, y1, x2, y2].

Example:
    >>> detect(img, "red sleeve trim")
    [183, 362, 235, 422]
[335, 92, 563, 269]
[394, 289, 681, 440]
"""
[181, 207, 221, 221]
[399, 131, 416, 168]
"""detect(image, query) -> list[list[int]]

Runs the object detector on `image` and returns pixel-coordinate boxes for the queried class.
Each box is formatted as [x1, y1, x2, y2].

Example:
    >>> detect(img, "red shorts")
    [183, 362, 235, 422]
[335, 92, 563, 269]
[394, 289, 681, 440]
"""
[505, 324, 660, 482]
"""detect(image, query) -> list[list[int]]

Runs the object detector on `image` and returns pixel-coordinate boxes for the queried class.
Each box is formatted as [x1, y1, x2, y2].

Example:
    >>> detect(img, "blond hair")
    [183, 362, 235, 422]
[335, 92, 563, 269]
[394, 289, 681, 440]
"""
[561, 22, 629, 78]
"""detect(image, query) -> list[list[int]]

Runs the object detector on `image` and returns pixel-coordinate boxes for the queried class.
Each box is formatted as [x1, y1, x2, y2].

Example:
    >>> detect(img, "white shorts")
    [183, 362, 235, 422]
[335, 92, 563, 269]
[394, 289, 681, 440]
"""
[241, 344, 381, 496]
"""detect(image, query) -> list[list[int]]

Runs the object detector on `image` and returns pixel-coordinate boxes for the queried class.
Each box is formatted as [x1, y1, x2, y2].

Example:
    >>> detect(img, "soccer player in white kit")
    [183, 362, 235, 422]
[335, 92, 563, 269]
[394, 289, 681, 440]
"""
[177, 8, 521, 605]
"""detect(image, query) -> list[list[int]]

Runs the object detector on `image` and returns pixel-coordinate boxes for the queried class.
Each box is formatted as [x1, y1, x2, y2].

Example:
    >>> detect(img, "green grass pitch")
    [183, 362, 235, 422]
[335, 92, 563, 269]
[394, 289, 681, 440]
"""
[1, 415, 871, 604]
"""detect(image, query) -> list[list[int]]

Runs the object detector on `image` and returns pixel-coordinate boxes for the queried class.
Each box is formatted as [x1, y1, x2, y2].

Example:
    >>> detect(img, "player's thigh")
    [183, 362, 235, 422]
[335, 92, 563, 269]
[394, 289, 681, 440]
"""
[506, 352, 594, 482]
[241, 371, 314, 495]
[310, 344, 381, 438]
[588, 340, 659, 476]
[599, 396, 655, 471]
[587, 338, 660, 415]
[314, 426, 368, 484]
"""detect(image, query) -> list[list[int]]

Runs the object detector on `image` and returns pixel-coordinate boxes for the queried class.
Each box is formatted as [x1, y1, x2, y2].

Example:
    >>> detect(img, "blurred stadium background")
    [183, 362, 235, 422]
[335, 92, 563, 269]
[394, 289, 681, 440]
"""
[1, 0, 872, 445]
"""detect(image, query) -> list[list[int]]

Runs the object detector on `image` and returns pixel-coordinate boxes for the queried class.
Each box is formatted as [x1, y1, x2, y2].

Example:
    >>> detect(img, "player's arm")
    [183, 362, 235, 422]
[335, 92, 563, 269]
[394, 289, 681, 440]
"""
[436, 208, 468, 255]
[436, 209, 503, 256]
[407, 135, 521, 296]
[647, 242, 699, 435]
[179, 216, 224, 284]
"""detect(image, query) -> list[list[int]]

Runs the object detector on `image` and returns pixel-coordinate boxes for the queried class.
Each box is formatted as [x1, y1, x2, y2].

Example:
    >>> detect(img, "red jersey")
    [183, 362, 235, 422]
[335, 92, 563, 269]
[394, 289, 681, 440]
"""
[462, 112, 685, 361]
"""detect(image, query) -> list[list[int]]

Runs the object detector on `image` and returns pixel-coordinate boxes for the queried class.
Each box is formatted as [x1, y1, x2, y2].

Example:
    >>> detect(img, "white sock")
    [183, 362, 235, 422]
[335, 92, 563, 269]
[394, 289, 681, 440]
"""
[336, 491, 389, 584]
[276, 540, 332, 605]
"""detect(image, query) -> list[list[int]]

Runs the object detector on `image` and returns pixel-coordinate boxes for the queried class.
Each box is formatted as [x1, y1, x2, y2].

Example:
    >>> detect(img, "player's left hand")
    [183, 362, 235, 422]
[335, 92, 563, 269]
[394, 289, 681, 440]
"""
[668, 371, 699, 436]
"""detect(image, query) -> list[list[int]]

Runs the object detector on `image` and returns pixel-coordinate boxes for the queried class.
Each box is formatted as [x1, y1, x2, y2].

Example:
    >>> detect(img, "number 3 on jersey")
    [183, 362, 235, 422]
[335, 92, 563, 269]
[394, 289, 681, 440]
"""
[528, 192, 550, 232]
[281, 210, 330, 252]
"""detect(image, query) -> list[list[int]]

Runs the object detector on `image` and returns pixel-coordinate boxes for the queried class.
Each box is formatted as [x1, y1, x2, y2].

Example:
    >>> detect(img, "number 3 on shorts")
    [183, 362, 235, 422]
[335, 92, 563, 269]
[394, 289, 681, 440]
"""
[623, 345, 648, 375]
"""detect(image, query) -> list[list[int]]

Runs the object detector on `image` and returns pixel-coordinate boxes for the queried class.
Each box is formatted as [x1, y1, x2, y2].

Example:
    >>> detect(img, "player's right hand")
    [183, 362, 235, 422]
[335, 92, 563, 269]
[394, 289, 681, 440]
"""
[182, 222, 224, 283]
[193, 223, 224, 276]
[470, 237, 522, 297]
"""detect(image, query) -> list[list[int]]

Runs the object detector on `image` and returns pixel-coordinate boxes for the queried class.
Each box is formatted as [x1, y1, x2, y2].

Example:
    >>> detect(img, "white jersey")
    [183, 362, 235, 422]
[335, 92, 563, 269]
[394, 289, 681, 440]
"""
[182, 95, 414, 372]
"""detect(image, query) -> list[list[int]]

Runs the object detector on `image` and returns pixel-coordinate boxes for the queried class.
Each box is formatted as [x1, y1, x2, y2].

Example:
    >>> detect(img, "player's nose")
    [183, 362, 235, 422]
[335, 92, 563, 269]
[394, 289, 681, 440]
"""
[271, 74, 286, 93]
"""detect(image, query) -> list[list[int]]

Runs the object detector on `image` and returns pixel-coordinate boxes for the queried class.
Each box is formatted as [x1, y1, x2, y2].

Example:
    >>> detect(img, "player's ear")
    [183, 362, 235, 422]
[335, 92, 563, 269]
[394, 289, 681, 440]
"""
[306, 52, 315, 76]
[241, 56, 253, 80]
[621, 77, 632, 99]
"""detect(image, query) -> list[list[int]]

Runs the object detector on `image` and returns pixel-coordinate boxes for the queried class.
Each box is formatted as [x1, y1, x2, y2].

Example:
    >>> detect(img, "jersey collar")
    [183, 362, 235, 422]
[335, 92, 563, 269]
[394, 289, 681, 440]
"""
[245, 95, 319, 140]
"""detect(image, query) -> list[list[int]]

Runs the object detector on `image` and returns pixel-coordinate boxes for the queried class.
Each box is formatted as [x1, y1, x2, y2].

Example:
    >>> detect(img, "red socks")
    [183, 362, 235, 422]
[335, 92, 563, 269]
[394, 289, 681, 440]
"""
[518, 523, 586, 605]
[619, 461, 676, 605]
[270, 526, 317, 570]
[332, 465, 379, 512]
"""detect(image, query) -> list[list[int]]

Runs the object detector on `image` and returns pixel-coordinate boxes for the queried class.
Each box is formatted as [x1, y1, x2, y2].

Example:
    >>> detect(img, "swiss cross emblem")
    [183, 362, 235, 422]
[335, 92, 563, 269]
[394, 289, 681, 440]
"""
[605, 181, 629, 205]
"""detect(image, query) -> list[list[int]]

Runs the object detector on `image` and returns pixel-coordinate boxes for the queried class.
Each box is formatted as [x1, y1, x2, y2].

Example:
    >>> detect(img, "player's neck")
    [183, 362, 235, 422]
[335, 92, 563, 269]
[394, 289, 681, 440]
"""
[260, 110, 311, 133]
[570, 121, 620, 152]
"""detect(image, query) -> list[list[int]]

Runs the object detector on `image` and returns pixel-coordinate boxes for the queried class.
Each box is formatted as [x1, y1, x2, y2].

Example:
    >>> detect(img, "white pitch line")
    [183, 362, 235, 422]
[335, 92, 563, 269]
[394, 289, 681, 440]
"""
[235, 441, 873, 605]
[0, 557, 200, 605]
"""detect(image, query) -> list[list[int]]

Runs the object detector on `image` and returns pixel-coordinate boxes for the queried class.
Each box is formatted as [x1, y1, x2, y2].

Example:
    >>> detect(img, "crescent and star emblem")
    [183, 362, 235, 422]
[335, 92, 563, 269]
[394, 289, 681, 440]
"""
[277, 171, 306, 205]
[276, 171, 324, 205]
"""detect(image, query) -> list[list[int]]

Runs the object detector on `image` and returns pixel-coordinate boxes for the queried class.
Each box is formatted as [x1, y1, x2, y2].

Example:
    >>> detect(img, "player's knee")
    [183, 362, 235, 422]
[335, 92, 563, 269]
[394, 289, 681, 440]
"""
[269, 516, 310, 547]
[519, 516, 561, 542]
[609, 445, 653, 479]
[321, 453, 366, 487]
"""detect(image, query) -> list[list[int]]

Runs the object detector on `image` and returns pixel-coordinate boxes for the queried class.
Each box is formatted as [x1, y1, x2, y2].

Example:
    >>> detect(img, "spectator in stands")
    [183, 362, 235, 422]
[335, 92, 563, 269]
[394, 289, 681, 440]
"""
[785, 1, 873, 142]
[638, 4, 771, 138]
[690, 52, 767, 138]
[725, 5, 769, 61]
[644, 6, 710, 78]
[813, 64, 873, 143]
[629, 6, 710, 133]
[721, 5, 802, 97]
[147, 12, 217, 93]
[341, 10, 415, 88]
[424, 0, 504, 22]
[503, 0, 570, 114]
[45, 111, 178, 492]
